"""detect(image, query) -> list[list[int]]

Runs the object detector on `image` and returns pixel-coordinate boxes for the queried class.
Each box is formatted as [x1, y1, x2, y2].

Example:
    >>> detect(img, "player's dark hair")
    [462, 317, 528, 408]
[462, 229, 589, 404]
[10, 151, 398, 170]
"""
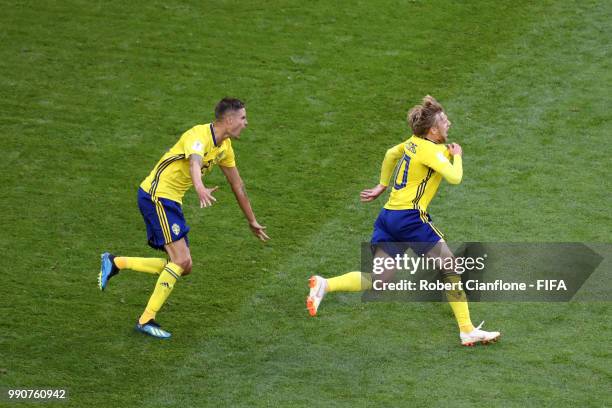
[407, 95, 444, 137]
[215, 97, 245, 120]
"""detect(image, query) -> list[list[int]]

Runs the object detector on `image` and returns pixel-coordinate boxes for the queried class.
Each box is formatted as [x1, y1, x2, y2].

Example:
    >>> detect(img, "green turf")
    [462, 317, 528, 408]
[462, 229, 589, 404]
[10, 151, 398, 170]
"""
[1, 0, 610, 407]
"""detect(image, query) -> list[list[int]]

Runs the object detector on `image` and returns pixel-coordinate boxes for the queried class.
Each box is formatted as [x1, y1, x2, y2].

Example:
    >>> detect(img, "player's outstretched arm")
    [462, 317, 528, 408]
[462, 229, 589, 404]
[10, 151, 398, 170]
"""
[360, 184, 387, 202]
[189, 154, 219, 207]
[360, 142, 404, 202]
[379, 143, 405, 185]
[220, 165, 270, 242]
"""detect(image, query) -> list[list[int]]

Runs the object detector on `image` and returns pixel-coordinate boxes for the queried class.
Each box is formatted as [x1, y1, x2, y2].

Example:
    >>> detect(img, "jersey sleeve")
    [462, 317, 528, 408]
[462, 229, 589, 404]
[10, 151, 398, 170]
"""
[182, 126, 209, 158]
[420, 146, 463, 184]
[218, 140, 236, 168]
[379, 142, 406, 186]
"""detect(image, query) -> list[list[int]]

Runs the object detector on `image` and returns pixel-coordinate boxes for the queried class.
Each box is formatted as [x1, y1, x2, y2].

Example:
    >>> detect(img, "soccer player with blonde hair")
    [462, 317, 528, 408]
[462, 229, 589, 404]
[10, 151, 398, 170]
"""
[99, 98, 269, 339]
[307, 96, 500, 346]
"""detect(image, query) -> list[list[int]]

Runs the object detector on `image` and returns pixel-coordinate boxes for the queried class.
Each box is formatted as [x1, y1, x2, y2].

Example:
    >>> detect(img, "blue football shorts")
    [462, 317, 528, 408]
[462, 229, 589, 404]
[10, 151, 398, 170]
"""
[370, 208, 444, 257]
[137, 188, 190, 251]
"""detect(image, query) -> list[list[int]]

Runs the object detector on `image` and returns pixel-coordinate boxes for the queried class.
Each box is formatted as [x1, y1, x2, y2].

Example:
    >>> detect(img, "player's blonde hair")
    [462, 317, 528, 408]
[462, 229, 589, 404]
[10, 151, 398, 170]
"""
[407, 95, 445, 137]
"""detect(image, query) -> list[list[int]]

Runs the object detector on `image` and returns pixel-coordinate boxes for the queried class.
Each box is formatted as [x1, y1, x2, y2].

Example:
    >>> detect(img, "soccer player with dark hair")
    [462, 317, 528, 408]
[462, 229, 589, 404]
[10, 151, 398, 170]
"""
[99, 97, 269, 339]
[307, 96, 500, 346]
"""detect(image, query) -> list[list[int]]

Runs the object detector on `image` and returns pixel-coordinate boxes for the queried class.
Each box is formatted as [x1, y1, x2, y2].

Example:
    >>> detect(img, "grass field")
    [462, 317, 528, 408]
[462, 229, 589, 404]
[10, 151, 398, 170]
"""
[1, 0, 611, 407]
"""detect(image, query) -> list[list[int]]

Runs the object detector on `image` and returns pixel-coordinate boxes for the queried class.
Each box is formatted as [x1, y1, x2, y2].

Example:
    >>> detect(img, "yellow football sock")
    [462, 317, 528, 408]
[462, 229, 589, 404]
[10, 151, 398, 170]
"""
[138, 262, 183, 325]
[114, 257, 167, 274]
[327, 272, 371, 292]
[443, 273, 474, 333]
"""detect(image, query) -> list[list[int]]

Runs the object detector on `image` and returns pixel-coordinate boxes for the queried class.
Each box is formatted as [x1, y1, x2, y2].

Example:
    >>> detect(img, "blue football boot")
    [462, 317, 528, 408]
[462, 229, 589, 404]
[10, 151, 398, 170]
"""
[135, 320, 172, 339]
[98, 252, 119, 290]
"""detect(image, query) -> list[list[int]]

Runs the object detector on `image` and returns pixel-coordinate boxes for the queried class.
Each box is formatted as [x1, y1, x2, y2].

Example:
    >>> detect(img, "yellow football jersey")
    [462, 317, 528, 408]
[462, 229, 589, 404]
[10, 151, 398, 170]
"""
[140, 123, 236, 204]
[379, 136, 462, 212]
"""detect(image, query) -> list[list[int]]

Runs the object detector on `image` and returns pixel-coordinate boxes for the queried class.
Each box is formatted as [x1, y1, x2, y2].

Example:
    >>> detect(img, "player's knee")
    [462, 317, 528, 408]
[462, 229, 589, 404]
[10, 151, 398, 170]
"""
[182, 258, 193, 276]
[182, 260, 192, 276]
[173, 257, 192, 275]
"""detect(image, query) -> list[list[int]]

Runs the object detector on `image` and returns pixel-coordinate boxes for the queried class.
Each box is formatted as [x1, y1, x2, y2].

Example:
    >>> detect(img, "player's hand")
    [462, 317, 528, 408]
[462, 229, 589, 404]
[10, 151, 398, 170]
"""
[360, 184, 387, 202]
[197, 186, 219, 208]
[447, 143, 462, 156]
[249, 221, 270, 242]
